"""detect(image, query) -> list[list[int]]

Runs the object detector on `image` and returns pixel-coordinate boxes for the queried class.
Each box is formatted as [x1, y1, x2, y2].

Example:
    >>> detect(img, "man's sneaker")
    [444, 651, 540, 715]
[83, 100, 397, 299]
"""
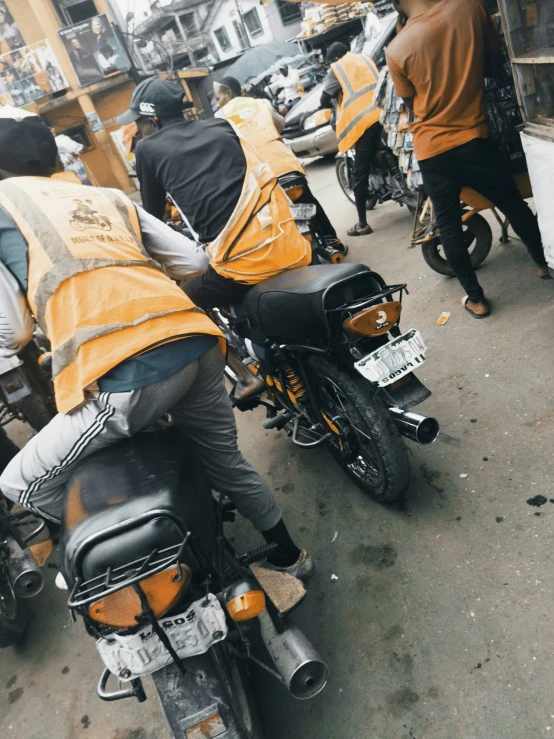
[537, 266, 552, 280]
[262, 548, 315, 582]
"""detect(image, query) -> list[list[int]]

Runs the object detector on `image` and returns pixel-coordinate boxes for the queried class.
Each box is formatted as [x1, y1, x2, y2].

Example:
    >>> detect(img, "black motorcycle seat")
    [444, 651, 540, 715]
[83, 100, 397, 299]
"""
[59, 428, 216, 586]
[243, 263, 379, 342]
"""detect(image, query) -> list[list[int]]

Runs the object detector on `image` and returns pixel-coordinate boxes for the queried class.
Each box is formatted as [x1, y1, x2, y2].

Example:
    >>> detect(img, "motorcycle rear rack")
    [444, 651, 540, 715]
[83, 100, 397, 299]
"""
[68, 534, 190, 611]
[324, 282, 408, 316]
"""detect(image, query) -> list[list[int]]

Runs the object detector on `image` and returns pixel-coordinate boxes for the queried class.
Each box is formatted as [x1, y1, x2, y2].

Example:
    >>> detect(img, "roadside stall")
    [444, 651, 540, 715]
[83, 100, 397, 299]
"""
[496, 0, 554, 266]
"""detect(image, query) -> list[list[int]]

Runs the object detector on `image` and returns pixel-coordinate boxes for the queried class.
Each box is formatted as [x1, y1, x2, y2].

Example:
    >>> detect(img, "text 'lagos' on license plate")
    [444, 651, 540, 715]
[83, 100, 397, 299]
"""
[354, 329, 427, 387]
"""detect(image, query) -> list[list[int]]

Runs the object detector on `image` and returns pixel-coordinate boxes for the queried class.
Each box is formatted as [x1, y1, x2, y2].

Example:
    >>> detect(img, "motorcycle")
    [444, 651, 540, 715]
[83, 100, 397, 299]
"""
[280, 171, 349, 264]
[214, 263, 440, 503]
[54, 428, 327, 738]
[336, 144, 419, 216]
[0, 341, 57, 647]
[0, 483, 48, 647]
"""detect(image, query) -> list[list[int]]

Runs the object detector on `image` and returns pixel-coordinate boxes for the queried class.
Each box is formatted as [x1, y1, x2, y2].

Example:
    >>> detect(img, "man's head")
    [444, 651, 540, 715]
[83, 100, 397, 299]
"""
[71, 37, 82, 50]
[116, 77, 186, 139]
[213, 76, 241, 108]
[325, 42, 348, 65]
[279, 65, 289, 77]
[0, 117, 58, 179]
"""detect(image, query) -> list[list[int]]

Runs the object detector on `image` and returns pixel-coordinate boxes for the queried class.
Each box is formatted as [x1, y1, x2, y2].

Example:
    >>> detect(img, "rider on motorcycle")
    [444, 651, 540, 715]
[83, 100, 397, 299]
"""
[0, 116, 314, 581]
[213, 75, 346, 257]
[117, 77, 312, 399]
[117, 78, 311, 307]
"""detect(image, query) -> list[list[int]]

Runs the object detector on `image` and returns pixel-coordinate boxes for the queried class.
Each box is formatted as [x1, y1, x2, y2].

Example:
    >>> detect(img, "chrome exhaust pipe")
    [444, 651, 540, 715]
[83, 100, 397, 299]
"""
[258, 610, 328, 699]
[6, 537, 44, 598]
[389, 407, 440, 445]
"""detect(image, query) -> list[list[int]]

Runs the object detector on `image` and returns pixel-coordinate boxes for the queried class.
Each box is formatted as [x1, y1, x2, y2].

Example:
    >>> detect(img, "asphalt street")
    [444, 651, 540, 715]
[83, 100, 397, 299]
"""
[1, 157, 554, 739]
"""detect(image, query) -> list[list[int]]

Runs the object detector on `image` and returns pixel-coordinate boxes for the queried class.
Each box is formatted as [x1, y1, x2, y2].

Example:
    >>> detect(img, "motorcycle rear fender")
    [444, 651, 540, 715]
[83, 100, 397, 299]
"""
[152, 649, 250, 739]
[377, 372, 431, 411]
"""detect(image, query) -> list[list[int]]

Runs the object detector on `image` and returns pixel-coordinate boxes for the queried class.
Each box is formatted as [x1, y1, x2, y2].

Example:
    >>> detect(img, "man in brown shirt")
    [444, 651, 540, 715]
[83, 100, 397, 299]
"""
[386, 0, 549, 318]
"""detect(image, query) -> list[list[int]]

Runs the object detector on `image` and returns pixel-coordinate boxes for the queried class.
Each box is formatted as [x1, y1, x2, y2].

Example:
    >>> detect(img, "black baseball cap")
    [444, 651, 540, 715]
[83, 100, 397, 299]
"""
[325, 42, 349, 64]
[0, 117, 58, 176]
[116, 77, 186, 125]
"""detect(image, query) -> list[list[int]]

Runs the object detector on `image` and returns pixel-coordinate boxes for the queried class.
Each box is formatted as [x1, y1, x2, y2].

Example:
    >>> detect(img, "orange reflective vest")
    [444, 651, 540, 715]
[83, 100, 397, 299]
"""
[331, 52, 381, 154]
[206, 137, 311, 284]
[0, 177, 223, 414]
[219, 97, 304, 178]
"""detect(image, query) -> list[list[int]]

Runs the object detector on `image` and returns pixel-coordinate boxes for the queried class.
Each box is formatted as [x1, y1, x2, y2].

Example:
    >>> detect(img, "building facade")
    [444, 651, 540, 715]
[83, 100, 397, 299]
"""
[1, 0, 136, 192]
[209, 0, 302, 61]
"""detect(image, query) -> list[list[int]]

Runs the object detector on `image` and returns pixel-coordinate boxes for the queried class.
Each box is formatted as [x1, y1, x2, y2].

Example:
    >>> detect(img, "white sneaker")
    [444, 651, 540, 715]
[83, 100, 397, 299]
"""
[262, 549, 315, 582]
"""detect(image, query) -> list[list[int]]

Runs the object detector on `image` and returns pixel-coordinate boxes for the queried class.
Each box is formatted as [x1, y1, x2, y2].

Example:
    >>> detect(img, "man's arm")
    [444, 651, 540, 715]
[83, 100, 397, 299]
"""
[481, 2, 504, 79]
[0, 262, 35, 358]
[320, 68, 341, 108]
[135, 205, 209, 282]
[134, 141, 167, 220]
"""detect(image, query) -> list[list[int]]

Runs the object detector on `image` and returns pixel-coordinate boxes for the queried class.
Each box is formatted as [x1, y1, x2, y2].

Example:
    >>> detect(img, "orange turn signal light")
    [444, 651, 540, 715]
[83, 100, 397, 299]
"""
[285, 185, 304, 202]
[225, 579, 266, 622]
[343, 301, 402, 337]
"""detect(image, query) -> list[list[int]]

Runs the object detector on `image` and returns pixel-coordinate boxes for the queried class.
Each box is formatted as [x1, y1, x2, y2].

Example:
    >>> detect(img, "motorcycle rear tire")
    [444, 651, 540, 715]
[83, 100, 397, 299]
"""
[335, 159, 378, 210]
[306, 356, 410, 503]
[421, 213, 493, 277]
[0, 576, 27, 648]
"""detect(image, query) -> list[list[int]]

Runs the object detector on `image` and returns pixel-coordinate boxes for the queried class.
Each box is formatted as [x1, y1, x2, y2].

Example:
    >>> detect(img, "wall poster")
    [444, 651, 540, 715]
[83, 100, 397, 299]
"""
[58, 14, 130, 88]
[0, 40, 68, 108]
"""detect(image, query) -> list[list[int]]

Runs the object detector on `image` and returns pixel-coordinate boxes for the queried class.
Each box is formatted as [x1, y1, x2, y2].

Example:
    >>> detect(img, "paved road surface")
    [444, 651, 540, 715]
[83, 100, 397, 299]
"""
[1, 157, 553, 739]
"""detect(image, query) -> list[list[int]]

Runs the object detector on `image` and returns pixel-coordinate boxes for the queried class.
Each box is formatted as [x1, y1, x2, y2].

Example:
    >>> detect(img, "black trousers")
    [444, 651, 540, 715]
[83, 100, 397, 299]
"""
[294, 183, 338, 242]
[353, 122, 383, 224]
[419, 137, 546, 302]
[183, 266, 251, 309]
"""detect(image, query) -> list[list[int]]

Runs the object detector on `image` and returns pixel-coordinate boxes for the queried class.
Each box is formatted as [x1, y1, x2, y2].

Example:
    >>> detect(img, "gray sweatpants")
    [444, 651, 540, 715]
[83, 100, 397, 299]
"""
[0, 346, 281, 531]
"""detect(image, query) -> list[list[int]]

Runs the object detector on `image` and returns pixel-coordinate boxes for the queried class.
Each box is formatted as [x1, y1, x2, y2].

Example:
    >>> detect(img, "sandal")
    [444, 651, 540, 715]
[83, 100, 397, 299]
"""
[347, 224, 373, 236]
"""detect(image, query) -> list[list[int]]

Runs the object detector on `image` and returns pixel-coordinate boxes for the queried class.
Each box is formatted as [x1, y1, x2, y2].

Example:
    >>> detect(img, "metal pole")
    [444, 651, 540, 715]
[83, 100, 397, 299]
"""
[172, 12, 197, 67]
[233, 0, 251, 49]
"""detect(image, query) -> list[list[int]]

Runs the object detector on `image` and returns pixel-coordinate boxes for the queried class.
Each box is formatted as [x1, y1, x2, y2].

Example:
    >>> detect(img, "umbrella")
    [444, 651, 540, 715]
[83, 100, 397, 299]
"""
[225, 42, 301, 85]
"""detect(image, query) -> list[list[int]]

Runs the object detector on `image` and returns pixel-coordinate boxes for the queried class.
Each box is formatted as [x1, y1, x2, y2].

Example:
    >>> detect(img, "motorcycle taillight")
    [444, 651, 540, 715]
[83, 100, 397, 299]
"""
[88, 565, 191, 629]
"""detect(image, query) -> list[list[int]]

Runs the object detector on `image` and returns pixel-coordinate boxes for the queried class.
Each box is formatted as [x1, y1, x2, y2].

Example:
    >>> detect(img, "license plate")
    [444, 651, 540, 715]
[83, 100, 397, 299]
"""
[354, 329, 427, 387]
[290, 203, 316, 220]
[96, 593, 228, 681]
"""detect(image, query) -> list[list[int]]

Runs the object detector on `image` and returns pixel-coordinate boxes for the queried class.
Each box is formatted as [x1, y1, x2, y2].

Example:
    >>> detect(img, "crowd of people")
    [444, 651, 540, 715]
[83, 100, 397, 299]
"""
[0, 0, 549, 582]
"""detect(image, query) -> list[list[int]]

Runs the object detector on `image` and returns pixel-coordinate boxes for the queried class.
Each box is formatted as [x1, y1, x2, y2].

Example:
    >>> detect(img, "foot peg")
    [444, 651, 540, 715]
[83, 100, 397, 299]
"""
[264, 410, 293, 430]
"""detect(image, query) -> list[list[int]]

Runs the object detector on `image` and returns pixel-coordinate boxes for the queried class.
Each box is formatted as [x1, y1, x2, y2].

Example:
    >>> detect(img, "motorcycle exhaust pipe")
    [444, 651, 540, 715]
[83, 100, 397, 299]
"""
[6, 537, 44, 598]
[258, 610, 328, 699]
[389, 407, 440, 445]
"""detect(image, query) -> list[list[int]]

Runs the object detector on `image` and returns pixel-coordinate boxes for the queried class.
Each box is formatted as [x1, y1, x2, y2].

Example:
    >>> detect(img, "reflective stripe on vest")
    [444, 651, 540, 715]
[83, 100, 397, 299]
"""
[221, 97, 304, 178]
[0, 177, 224, 413]
[331, 53, 381, 154]
[206, 136, 311, 284]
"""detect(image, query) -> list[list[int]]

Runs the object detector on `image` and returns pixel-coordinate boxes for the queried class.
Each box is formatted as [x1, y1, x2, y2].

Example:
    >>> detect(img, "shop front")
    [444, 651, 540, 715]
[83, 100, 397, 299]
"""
[497, 0, 554, 266]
